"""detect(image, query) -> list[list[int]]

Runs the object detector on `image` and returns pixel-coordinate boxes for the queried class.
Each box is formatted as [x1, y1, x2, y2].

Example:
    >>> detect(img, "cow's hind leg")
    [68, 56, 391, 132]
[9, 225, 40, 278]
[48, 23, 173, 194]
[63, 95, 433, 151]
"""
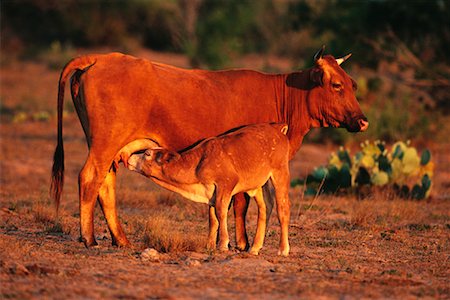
[249, 188, 266, 255]
[97, 168, 130, 247]
[78, 152, 117, 247]
[233, 193, 250, 251]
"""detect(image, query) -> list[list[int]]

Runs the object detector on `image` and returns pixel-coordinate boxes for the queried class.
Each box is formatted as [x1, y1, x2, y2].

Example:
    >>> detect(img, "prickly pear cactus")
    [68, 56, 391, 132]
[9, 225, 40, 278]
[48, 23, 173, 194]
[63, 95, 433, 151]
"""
[292, 140, 434, 199]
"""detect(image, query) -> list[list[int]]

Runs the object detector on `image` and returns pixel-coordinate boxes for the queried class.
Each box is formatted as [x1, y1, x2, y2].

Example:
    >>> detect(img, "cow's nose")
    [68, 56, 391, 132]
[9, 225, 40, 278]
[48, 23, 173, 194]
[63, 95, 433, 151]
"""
[358, 118, 369, 132]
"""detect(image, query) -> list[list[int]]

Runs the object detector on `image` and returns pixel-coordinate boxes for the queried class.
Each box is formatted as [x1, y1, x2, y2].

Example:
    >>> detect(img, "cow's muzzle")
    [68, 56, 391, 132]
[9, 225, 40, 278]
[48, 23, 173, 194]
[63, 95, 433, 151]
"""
[346, 116, 369, 132]
[358, 118, 369, 132]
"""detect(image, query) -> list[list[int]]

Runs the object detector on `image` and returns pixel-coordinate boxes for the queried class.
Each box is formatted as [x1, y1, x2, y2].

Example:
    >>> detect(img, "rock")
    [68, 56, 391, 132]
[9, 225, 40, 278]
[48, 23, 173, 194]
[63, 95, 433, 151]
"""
[184, 258, 201, 267]
[141, 248, 160, 262]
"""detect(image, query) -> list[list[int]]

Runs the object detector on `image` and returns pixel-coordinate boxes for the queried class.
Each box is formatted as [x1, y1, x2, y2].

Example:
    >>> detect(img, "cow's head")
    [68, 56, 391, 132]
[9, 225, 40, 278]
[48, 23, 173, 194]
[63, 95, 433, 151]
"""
[307, 46, 368, 132]
[127, 147, 180, 178]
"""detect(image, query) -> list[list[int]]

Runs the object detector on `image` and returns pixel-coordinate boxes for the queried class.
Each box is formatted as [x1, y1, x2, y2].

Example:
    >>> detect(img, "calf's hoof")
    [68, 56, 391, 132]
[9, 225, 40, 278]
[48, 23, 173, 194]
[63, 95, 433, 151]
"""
[218, 241, 231, 252]
[277, 247, 290, 257]
[235, 241, 250, 252]
[112, 237, 131, 248]
[80, 236, 98, 248]
[206, 242, 217, 252]
[249, 247, 260, 256]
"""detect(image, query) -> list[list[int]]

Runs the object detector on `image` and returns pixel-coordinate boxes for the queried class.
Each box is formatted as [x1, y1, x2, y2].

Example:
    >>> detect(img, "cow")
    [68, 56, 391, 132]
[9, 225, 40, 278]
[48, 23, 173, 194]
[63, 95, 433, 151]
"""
[51, 46, 368, 248]
[117, 123, 291, 256]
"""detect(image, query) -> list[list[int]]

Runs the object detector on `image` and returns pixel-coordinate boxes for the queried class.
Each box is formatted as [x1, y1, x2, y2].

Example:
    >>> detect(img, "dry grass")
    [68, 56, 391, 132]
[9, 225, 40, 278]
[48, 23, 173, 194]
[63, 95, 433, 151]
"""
[28, 198, 73, 236]
[31, 198, 55, 225]
[130, 214, 207, 253]
[290, 183, 435, 232]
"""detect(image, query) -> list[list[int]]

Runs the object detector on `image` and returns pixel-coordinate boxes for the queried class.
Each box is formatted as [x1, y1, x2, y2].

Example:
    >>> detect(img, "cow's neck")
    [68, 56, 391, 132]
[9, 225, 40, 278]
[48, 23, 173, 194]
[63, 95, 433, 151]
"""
[275, 70, 315, 158]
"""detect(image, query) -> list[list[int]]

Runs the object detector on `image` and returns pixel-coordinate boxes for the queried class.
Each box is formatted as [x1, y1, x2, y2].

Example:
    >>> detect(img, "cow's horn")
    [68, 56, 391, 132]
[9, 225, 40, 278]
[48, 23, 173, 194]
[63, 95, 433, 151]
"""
[336, 53, 352, 65]
[314, 45, 325, 61]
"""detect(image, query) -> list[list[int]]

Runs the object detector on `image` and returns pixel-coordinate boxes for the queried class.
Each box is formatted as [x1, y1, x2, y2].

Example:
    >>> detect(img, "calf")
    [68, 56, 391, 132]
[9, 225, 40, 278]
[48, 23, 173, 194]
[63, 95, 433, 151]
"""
[118, 123, 291, 256]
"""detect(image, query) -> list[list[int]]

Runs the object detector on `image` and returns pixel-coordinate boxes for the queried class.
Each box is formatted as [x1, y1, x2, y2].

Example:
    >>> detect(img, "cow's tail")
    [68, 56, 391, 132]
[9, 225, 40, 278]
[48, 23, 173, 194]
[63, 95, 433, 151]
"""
[50, 55, 97, 213]
[262, 180, 275, 229]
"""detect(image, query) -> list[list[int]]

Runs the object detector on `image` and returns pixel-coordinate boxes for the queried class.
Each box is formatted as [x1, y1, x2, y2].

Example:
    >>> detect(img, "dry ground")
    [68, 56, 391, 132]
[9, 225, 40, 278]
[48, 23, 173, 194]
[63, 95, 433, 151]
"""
[1, 53, 449, 299]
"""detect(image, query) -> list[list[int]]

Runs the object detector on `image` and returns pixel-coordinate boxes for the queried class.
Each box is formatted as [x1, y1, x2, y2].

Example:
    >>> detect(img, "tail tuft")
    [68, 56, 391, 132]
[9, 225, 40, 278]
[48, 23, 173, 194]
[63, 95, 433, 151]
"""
[50, 141, 64, 213]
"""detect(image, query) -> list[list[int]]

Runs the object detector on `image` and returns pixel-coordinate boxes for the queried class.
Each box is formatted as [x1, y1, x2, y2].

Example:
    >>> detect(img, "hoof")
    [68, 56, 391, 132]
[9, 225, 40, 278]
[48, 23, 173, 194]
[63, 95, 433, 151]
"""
[235, 242, 250, 252]
[80, 237, 98, 248]
[206, 243, 217, 252]
[249, 248, 260, 256]
[218, 243, 230, 252]
[112, 236, 131, 248]
[277, 248, 289, 257]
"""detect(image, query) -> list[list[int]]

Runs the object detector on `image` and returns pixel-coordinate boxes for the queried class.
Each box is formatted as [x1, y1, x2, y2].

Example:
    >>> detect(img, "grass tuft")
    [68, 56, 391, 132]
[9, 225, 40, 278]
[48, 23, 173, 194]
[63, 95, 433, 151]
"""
[140, 215, 206, 253]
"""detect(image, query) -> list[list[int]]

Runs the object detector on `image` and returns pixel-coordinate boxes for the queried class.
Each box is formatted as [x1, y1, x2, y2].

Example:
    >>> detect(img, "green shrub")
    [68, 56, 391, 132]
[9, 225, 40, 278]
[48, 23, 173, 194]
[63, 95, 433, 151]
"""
[292, 140, 434, 199]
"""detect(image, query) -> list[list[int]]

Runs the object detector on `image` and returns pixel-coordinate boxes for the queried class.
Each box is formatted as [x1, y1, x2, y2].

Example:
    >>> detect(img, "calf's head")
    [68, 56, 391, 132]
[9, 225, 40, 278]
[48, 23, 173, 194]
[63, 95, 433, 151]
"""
[307, 46, 369, 133]
[127, 148, 180, 178]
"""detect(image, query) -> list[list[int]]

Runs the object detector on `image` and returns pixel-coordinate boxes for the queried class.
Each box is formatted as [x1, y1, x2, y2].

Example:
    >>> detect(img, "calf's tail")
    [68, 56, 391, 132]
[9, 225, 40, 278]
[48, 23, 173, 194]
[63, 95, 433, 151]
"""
[50, 55, 96, 212]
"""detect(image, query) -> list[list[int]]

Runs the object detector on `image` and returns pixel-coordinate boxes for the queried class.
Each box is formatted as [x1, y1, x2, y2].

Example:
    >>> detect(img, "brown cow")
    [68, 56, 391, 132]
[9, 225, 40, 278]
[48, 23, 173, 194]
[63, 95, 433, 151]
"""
[51, 46, 368, 248]
[120, 123, 290, 256]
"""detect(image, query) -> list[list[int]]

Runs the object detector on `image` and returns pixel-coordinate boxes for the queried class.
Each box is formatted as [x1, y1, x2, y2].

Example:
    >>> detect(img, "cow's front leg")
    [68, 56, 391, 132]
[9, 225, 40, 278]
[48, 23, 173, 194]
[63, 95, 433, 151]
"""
[233, 193, 250, 251]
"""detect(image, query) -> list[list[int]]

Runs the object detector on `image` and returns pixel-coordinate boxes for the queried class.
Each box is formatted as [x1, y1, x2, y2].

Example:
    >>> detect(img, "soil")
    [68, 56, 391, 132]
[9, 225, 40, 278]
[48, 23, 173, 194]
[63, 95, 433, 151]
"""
[1, 53, 449, 299]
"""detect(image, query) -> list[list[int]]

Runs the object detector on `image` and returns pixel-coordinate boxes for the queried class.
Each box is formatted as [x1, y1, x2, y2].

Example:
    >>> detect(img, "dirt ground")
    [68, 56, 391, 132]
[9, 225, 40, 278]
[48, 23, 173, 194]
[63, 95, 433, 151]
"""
[1, 55, 449, 299]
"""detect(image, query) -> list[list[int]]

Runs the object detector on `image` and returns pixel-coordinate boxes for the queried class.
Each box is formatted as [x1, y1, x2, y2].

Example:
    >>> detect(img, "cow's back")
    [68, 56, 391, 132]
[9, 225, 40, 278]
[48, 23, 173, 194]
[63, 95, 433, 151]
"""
[77, 53, 280, 152]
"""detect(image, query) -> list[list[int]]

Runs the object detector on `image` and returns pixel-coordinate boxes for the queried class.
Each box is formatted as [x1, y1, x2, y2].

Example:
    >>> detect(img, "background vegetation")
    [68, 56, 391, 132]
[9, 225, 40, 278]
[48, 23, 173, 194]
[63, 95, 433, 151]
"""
[1, 0, 449, 144]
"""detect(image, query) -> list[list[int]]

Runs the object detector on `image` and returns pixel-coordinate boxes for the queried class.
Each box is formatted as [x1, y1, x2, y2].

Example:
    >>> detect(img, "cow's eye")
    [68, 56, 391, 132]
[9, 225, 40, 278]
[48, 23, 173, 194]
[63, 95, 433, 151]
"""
[332, 82, 343, 91]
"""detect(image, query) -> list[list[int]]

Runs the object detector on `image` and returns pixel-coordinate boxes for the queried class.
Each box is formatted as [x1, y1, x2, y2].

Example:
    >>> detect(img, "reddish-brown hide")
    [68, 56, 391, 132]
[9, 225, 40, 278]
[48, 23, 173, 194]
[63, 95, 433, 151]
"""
[51, 47, 368, 248]
[124, 123, 291, 255]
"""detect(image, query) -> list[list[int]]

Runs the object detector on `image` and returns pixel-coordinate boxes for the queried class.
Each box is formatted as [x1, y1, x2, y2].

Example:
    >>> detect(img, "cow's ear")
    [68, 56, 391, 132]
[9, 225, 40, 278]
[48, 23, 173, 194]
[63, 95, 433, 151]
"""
[310, 68, 324, 87]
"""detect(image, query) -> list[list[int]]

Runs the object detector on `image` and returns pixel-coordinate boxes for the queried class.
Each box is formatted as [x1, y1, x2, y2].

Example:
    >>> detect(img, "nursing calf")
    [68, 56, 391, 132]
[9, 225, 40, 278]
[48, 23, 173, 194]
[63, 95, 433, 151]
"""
[118, 123, 291, 256]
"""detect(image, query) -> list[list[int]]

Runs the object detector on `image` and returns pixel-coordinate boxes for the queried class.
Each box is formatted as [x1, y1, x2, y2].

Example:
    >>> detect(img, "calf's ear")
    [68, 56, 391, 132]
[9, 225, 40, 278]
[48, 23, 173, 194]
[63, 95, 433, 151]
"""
[162, 151, 180, 163]
[310, 68, 324, 87]
[149, 149, 180, 165]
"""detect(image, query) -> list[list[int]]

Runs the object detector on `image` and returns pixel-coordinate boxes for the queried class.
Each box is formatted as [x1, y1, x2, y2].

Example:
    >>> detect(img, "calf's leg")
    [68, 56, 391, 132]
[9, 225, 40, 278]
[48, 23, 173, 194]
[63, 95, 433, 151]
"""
[215, 190, 233, 251]
[207, 205, 219, 250]
[249, 188, 266, 255]
[97, 168, 130, 247]
[233, 193, 250, 251]
[271, 171, 291, 256]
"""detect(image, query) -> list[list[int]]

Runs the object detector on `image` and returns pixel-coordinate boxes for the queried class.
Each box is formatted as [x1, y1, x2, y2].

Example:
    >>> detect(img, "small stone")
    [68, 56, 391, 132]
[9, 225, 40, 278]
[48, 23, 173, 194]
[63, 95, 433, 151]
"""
[184, 258, 201, 267]
[141, 248, 160, 262]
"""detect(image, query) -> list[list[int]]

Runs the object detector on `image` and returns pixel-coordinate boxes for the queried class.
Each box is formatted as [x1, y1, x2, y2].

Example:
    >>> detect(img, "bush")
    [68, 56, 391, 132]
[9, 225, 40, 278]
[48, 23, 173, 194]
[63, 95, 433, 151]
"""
[292, 140, 434, 200]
